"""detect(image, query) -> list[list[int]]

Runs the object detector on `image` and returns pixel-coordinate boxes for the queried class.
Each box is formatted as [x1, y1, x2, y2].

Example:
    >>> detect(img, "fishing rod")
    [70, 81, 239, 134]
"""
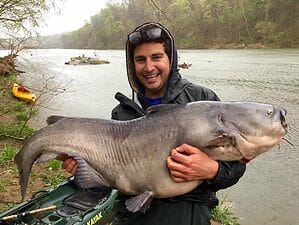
[0, 205, 57, 221]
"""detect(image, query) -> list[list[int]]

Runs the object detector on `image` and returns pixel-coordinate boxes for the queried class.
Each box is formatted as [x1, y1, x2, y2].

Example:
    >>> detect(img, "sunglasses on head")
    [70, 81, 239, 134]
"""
[128, 27, 163, 45]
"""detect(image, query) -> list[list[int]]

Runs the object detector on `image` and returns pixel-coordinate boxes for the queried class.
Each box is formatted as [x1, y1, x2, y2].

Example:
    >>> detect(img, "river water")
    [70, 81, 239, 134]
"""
[4, 48, 299, 225]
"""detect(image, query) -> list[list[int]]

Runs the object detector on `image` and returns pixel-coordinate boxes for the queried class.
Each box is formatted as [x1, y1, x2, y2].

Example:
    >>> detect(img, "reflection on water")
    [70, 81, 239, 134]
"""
[12, 49, 299, 225]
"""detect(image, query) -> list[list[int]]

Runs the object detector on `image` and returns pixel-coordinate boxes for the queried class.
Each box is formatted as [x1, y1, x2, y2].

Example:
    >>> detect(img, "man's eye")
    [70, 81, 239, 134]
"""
[153, 55, 162, 60]
[135, 58, 145, 63]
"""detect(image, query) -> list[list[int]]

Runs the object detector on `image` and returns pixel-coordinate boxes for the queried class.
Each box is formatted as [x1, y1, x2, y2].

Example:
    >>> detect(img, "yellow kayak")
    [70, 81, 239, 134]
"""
[12, 83, 36, 104]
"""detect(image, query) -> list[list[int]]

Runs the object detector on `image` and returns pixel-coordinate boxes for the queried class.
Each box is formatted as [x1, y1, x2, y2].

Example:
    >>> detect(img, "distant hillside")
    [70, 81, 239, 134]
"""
[33, 0, 299, 49]
[36, 34, 65, 48]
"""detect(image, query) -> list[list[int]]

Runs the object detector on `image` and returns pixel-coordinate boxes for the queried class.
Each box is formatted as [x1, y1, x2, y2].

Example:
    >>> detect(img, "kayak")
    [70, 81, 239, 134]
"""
[0, 178, 118, 225]
[12, 83, 36, 103]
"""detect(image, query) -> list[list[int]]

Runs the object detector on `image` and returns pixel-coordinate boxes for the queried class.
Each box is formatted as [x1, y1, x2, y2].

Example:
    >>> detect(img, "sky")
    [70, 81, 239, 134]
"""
[39, 0, 113, 36]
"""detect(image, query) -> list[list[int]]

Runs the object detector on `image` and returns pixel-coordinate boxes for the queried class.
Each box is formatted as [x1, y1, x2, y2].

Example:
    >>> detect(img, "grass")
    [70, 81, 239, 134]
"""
[0, 100, 36, 140]
[211, 197, 240, 225]
[2, 202, 17, 212]
[8, 101, 27, 112]
[48, 159, 63, 171]
[3, 73, 18, 84]
[41, 173, 66, 187]
[8, 101, 37, 122]
[0, 177, 9, 192]
[0, 144, 17, 164]
[0, 122, 34, 139]
[44, 160, 66, 187]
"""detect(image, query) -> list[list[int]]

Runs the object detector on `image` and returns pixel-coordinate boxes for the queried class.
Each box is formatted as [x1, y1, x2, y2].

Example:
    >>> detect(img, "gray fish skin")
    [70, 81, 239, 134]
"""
[14, 101, 288, 212]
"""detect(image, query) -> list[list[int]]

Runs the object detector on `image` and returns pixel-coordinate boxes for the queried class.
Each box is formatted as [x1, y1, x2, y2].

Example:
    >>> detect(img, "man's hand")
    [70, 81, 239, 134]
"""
[166, 143, 219, 182]
[61, 157, 77, 175]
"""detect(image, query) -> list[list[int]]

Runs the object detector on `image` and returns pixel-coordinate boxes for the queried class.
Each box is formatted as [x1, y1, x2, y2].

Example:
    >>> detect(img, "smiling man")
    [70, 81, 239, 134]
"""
[63, 22, 246, 225]
[109, 22, 246, 225]
[133, 42, 170, 98]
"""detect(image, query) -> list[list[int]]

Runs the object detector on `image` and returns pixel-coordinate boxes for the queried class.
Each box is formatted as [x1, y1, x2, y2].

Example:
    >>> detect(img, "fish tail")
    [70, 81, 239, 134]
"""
[14, 147, 34, 201]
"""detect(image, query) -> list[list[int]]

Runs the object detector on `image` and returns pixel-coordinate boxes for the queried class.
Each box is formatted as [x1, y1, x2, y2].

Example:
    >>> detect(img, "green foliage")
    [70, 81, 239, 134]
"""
[211, 207, 239, 225]
[48, 160, 63, 171]
[41, 173, 66, 187]
[0, 0, 60, 33]
[5, 101, 37, 120]
[58, 0, 298, 49]
[40, 161, 66, 188]
[211, 199, 240, 225]
[15, 111, 31, 121]
[3, 73, 18, 83]
[0, 122, 34, 139]
[8, 101, 27, 113]
[0, 202, 17, 214]
[0, 177, 9, 192]
[0, 145, 17, 164]
[0, 0, 63, 58]
[0, 100, 36, 138]
[255, 21, 279, 45]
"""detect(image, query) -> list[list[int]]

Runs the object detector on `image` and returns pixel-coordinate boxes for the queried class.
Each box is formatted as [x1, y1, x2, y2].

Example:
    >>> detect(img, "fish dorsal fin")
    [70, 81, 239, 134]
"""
[46, 115, 66, 125]
[146, 104, 184, 115]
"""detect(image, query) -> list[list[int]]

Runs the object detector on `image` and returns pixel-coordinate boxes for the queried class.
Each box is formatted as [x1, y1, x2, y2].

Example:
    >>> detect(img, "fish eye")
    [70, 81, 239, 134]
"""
[267, 108, 273, 115]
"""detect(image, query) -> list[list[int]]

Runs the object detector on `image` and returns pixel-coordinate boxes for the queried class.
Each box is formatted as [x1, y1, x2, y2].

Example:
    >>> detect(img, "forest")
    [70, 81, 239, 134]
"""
[58, 0, 299, 49]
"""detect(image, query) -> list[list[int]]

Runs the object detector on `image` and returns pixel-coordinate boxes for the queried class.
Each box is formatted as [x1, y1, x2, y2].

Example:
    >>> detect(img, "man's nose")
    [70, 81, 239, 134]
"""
[144, 59, 155, 72]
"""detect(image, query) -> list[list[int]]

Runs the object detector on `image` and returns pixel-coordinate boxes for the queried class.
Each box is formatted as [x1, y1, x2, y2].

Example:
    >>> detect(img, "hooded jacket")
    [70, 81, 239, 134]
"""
[111, 22, 245, 208]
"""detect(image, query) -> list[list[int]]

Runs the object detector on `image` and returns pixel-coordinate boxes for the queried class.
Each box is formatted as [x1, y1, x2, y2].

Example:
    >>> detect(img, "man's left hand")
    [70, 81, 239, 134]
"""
[166, 143, 219, 182]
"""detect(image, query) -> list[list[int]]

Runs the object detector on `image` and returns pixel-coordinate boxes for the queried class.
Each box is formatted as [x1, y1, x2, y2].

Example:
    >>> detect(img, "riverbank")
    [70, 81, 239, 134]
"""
[0, 71, 68, 213]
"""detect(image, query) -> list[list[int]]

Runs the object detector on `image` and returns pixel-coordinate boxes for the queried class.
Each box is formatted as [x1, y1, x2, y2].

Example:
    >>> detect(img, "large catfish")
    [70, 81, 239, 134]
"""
[15, 101, 288, 212]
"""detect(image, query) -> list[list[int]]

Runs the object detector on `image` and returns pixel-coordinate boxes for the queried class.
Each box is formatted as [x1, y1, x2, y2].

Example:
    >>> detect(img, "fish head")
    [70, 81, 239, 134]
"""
[211, 102, 288, 161]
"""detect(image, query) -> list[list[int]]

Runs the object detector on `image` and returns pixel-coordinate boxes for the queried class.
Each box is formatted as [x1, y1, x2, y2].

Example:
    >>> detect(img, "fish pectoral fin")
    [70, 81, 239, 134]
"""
[125, 191, 154, 213]
[208, 132, 235, 146]
[74, 157, 108, 189]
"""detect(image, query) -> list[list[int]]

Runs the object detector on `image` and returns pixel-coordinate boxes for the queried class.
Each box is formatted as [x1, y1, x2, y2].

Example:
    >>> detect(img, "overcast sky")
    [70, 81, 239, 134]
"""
[39, 0, 114, 36]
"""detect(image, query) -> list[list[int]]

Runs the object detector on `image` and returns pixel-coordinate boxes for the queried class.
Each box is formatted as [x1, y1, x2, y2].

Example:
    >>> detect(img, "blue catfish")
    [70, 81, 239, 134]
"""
[14, 101, 288, 212]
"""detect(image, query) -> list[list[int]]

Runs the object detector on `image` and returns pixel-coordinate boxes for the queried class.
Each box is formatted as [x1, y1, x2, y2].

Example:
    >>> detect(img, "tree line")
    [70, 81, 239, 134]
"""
[58, 0, 299, 49]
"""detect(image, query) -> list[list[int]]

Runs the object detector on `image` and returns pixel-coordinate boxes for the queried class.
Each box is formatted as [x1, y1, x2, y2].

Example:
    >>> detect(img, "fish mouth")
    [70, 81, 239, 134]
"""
[236, 147, 255, 163]
[280, 108, 288, 131]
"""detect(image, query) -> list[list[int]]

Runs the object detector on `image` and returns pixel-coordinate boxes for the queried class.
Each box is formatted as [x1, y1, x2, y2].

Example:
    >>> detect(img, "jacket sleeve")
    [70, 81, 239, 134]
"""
[206, 161, 246, 192]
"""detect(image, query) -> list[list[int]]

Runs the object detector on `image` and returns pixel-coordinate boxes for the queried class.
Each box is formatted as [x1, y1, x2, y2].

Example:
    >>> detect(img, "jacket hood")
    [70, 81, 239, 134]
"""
[126, 22, 178, 94]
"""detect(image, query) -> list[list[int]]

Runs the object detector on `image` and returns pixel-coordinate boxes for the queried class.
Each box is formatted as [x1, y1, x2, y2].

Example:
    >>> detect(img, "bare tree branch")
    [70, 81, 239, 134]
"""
[147, 0, 172, 22]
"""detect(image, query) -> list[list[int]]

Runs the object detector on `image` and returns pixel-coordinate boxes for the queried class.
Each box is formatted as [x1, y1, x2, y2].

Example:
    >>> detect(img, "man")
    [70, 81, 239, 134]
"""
[63, 22, 246, 225]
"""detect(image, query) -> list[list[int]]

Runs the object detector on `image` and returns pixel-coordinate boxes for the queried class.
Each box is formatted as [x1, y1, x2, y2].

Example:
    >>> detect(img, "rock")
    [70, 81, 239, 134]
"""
[65, 56, 110, 65]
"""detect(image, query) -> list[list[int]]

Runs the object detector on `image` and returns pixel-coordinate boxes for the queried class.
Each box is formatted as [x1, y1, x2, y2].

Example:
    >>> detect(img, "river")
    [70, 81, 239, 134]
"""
[6, 48, 299, 225]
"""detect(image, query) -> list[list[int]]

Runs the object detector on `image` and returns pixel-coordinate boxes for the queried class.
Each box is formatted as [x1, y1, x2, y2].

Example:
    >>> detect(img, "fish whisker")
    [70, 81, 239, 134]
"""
[282, 137, 294, 146]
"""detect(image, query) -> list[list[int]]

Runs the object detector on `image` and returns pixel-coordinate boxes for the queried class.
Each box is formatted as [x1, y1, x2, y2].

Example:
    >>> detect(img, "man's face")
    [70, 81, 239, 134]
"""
[133, 42, 170, 98]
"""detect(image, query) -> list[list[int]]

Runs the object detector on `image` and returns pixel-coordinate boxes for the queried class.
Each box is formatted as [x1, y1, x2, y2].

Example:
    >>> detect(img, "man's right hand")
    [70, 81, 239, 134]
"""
[62, 158, 78, 175]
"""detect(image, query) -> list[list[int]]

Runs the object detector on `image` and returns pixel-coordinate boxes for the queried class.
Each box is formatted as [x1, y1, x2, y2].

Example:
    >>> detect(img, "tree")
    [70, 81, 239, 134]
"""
[0, 0, 63, 56]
